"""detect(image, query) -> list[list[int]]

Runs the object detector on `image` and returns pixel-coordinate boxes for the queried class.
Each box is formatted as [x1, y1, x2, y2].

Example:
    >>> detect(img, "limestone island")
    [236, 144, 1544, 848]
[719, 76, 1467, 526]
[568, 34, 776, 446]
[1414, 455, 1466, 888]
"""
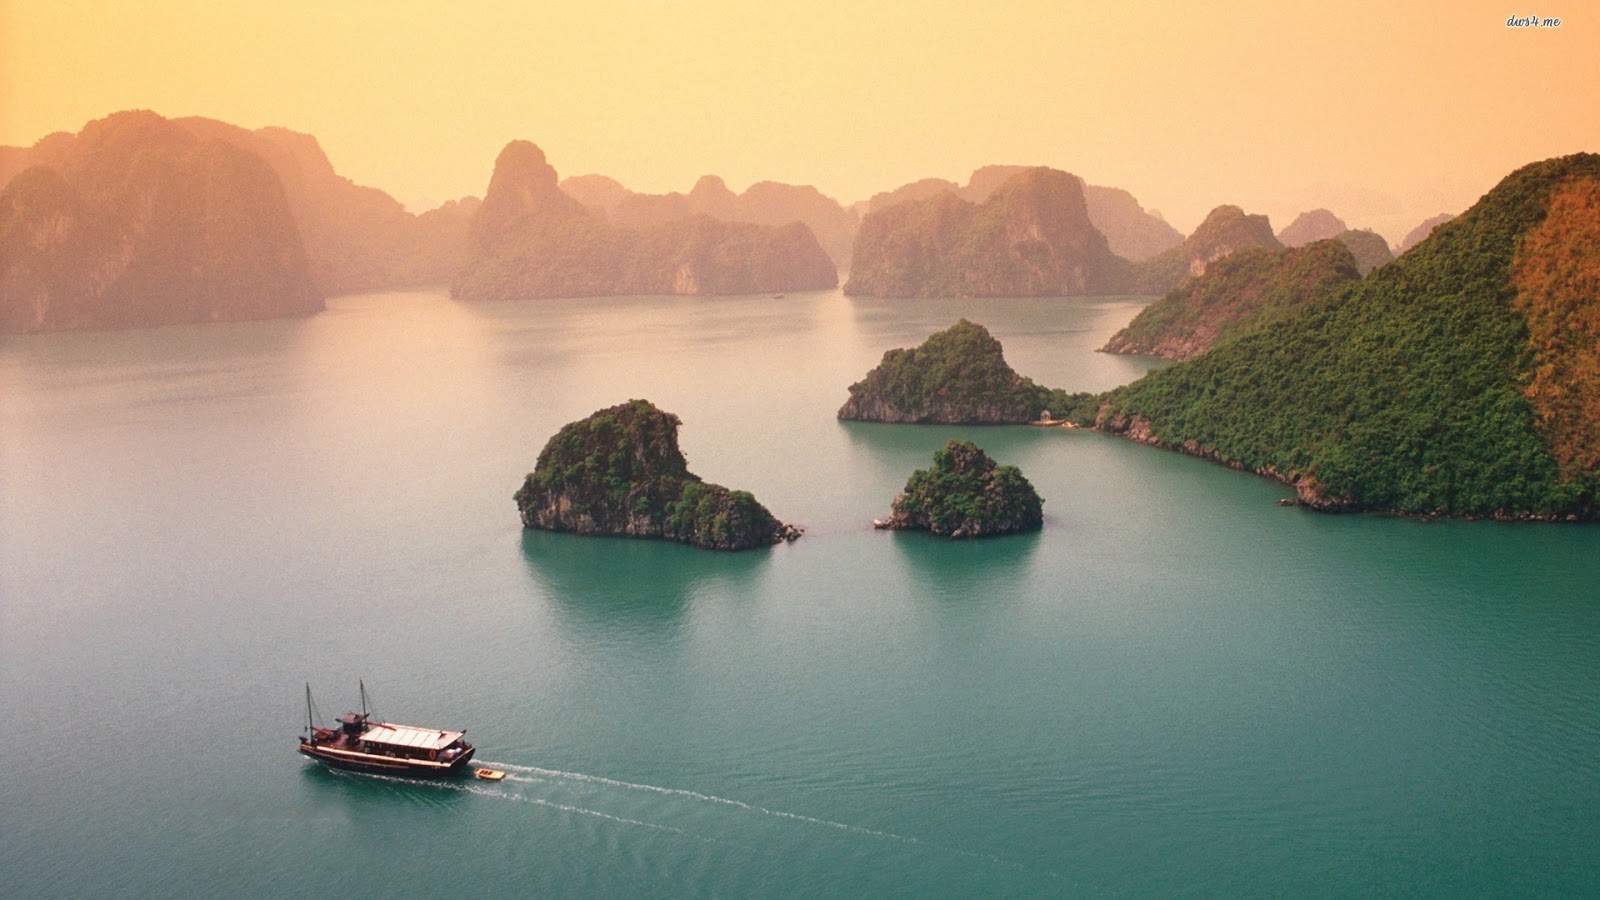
[876, 440, 1043, 538]
[1089, 153, 1600, 520]
[1100, 239, 1361, 362]
[839, 319, 1087, 424]
[515, 399, 801, 551]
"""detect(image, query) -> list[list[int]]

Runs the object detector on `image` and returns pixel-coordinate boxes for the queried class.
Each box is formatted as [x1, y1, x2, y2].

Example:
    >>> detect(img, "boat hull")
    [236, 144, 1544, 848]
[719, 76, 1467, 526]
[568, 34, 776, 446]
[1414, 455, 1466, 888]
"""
[298, 742, 476, 778]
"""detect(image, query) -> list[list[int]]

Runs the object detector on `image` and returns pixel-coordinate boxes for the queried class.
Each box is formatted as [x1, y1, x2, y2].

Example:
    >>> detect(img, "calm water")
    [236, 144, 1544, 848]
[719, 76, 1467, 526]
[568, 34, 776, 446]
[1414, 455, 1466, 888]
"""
[3, 289, 1598, 897]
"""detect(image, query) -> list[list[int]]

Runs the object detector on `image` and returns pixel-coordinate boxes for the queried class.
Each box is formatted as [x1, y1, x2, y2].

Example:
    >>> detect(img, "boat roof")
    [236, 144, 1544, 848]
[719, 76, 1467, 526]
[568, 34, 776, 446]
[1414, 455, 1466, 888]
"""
[360, 722, 463, 751]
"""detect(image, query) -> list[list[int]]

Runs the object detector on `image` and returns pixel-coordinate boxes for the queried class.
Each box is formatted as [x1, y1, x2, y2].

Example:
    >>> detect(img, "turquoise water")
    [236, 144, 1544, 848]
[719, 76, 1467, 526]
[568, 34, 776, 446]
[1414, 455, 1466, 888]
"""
[3, 289, 1598, 896]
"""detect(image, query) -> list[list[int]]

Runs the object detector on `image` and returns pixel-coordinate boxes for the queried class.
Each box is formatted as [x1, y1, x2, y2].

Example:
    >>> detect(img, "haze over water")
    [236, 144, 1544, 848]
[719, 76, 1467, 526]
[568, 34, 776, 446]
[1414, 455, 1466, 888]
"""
[3, 289, 1599, 895]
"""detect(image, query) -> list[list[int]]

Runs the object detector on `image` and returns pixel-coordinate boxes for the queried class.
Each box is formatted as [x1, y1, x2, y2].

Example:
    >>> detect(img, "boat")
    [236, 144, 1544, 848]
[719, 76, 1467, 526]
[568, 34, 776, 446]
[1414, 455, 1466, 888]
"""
[474, 768, 506, 781]
[298, 682, 476, 777]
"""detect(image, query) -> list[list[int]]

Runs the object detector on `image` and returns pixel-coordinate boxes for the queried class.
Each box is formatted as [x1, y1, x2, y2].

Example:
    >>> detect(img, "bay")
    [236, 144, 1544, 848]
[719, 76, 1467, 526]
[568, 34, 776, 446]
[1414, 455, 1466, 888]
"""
[2, 288, 1598, 896]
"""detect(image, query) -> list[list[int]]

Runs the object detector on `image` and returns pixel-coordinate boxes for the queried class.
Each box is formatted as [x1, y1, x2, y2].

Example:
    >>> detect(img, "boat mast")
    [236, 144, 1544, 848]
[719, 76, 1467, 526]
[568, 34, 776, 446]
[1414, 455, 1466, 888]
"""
[305, 683, 314, 733]
[360, 679, 369, 720]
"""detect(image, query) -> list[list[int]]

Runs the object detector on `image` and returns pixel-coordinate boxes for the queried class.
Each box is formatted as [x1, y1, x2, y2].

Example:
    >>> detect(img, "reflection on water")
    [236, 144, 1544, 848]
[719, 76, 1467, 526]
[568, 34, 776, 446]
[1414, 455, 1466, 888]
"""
[519, 529, 771, 636]
[298, 762, 471, 811]
[8, 287, 1600, 897]
[842, 293, 1161, 394]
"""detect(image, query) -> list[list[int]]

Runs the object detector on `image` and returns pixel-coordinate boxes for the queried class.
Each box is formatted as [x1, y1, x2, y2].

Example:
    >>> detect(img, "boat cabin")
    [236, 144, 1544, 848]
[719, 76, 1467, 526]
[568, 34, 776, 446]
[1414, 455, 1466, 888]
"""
[358, 722, 471, 762]
[299, 683, 476, 777]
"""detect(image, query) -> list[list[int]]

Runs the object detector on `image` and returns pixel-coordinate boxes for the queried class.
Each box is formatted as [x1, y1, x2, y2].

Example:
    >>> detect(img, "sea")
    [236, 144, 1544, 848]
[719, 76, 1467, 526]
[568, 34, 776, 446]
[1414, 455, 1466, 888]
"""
[3, 288, 1597, 897]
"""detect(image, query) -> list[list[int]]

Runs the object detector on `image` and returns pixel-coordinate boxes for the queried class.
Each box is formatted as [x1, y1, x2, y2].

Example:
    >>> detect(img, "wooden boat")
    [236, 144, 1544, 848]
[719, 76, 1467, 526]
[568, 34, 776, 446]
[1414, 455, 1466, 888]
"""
[298, 682, 475, 778]
[474, 768, 506, 781]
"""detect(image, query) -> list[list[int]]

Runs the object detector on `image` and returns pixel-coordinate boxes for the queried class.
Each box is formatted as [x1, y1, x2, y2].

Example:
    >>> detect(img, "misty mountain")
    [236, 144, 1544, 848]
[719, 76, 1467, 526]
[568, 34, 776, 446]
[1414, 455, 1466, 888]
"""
[455, 141, 838, 301]
[559, 172, 857, 270]
[1130, 205, 1283, 294]
[865, 165, 1181, 262]
[844, 167, 1129, 298]
[1, 110, 320, 333]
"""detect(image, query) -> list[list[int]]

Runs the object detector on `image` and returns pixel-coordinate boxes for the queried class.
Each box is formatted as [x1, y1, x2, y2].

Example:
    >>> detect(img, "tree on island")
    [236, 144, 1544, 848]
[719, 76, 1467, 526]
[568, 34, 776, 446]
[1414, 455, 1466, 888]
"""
[515, 399, 800, 551]
[839, 319, 1092, 424]
[879, 440, 1043, 538]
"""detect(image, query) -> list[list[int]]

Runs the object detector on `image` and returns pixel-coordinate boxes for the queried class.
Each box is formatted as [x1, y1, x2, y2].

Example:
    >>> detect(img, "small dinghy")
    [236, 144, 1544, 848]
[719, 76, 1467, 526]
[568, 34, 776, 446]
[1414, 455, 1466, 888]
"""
[474, 768, 506, 781]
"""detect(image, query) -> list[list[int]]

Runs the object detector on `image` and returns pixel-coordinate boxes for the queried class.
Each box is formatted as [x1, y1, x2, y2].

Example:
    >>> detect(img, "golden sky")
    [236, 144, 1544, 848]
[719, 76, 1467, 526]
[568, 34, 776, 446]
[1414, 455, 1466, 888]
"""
[3, 0, 1596, 241]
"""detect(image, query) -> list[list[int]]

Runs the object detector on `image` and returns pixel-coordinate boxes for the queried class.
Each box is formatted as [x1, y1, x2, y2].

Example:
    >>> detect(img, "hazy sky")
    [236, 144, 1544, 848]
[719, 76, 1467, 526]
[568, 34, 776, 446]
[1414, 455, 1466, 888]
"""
[3, 0, 1596, 242]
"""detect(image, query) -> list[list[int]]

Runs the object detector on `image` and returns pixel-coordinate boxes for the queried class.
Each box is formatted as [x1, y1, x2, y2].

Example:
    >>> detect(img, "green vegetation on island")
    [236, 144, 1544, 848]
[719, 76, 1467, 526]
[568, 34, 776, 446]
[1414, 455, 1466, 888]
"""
[839, 319, 1082, 423]
[1101, 239, 1362, 361]
[1092, 153, 1600, 519]
[879, 440, 1043, 538]
[1130, 204, 1283, 296]
[1334, 228, 1395, 275]
[515, 399, 801, 550]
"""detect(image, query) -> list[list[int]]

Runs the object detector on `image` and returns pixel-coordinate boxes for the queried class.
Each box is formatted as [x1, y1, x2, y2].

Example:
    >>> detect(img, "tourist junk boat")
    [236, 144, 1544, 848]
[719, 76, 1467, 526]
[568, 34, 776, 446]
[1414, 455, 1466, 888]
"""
[298, 682, 476, 777]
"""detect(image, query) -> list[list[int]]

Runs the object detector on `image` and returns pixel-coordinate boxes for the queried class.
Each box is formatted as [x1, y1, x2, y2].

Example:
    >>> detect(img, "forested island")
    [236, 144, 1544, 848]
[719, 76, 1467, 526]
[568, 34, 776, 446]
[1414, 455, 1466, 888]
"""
[839, 155, 1600, 521]
[515, 400, 801, 550]
[1130, 204, 1283, 295]
[1089, 153, 1600, 519]
[838, 319, 1078, 423]
[1100, 239, 1362, 361]
[877, 440, 1043, 538]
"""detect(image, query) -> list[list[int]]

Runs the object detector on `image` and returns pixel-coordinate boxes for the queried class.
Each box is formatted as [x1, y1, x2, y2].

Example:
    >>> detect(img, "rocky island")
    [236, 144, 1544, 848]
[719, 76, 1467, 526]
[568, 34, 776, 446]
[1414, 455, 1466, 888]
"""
[877, 440, 1043, 538]
[453, 141, 838, 301]
[515, 400, 801, 550]
[1101, 239, 1362, 361]
[861, 166, 1180, 262]
[1088, 153, 1600, 520]
[839, 319, 1081, 423]
[0, 110, 322, 333]
[563, 172, 859, 271]
[844, 167, 1130, 298]
[1131, 204, 1283, 295]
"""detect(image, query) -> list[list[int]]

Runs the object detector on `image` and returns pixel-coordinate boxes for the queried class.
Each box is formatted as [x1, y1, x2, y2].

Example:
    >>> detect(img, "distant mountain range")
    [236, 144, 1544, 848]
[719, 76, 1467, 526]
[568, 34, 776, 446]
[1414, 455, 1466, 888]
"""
[561, 173, 857, 271]
[0, 108, 1475, 333]
[844, 167, 1130, 298]
[859, 165, 1182, 262]
[452, 142, 838, 301]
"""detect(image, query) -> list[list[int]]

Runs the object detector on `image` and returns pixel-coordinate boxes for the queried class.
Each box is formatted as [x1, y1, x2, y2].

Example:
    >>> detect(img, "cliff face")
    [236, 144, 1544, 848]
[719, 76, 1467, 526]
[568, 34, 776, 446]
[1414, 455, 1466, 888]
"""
[1, 110, 321, 333]
[4, 114, 476, 297]
[1094, 153, 1600, 520]
[844, 168, 1130, 298]
[1130, 205, 1283, 295]
[456, 141, 838, 301]
[514, 399, 800, 551]
[1101, 239, 1361, 361]
[881, 440, 1043, 538]
[1082, 185, 1184, 262]
[839, 319, 1070, 423]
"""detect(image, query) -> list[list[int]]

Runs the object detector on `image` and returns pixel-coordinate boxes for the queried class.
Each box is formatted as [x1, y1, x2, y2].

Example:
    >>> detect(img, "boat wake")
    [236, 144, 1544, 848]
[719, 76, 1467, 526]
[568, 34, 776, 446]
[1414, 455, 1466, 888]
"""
[333, 761, 1062, 881]
[474, 760, 1062, 881]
